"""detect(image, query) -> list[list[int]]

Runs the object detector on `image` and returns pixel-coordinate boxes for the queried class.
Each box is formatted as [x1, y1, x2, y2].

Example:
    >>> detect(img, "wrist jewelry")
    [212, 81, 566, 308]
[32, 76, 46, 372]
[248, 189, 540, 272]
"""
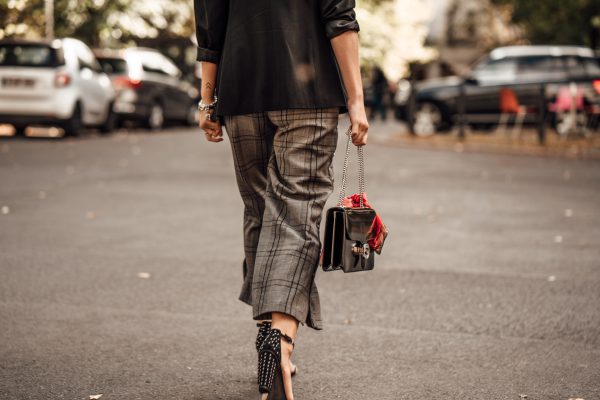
[198, 95, 218, 112]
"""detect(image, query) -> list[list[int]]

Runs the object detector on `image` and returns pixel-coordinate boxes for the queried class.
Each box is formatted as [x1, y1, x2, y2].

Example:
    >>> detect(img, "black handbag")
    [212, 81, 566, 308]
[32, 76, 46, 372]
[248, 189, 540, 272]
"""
[321, 128, 377, 273]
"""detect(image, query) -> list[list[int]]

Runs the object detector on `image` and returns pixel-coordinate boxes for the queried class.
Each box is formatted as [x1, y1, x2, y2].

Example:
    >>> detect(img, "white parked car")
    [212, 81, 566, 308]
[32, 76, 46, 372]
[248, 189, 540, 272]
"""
[0, 38, 116, 136]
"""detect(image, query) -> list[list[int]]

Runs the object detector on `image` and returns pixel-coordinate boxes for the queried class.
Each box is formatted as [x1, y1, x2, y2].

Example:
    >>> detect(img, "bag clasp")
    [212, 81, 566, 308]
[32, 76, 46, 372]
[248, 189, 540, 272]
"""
[352, 242, 370, 259]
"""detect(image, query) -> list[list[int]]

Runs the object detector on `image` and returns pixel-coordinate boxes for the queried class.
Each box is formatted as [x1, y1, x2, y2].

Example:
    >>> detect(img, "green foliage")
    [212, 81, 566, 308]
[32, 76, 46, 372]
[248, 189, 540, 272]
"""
[0, 0, 194, 47]
[1, 0, 132, 45]
[491, 0, 600, 47]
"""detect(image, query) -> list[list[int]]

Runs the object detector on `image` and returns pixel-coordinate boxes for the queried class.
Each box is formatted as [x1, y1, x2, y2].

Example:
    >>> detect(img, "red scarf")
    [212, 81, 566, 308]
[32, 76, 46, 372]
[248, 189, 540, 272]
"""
[342, 193, 388, 254]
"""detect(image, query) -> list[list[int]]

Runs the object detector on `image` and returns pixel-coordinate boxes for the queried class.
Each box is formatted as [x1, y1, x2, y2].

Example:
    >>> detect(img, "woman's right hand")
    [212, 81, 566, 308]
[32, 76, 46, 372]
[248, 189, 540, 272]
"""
[347, 98, 369, 146]
[199, 109, 223, 143]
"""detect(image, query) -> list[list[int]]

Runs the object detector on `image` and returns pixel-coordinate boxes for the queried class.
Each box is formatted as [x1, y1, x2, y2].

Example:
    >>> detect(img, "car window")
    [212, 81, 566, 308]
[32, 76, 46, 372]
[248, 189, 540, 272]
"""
[472, 57, 517, 84]
[73, 41, 103, 73]
[97, 57, 128, 74]
[160, 56, 181, 78]
[516, 56, 566, 81]
[562, 56, 587, 78]
[0, 44, 64, 67]
[582, 57, 600, 76]
[141, 52, 168, 75]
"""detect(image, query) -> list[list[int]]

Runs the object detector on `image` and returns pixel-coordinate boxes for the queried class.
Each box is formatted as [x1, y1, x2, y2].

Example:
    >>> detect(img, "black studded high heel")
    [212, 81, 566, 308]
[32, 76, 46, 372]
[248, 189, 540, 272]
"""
[257, 328, 295, 399]
[256, 321, 272, 352]
[256, 321, 297, 376]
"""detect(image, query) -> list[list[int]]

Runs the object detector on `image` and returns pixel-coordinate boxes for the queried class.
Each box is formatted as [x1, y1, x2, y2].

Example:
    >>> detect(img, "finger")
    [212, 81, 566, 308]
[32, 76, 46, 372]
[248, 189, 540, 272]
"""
[201, 126, 223, 139]
[201, 120, 220, 131]
[359, 121, 369, 135]
[204, 132, 223, 143]
[351, 122, 359, 137]
[352, 133, 368, 146]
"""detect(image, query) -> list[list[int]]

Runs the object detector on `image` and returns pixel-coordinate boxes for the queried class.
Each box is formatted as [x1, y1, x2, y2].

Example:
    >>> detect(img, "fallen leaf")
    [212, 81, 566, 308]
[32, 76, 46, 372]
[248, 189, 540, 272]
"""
[137, 272, 151, 279]
[89, 395, 103, 399]
[547, 275, 556, 282]
[554, 235, 563, 243]
[86, 211, 96, 220]
[1, 206, 9, 215]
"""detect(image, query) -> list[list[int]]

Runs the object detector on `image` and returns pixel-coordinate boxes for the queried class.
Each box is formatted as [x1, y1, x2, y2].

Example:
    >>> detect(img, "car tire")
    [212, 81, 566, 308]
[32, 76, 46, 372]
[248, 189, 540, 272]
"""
[14, 125, 27, 137]
[411, 101, 444, 137]
[145, 101, 164, 131]
[184, 103, 199, 126]
[64, 103, 83, 137]
[100, 102, 117, 134]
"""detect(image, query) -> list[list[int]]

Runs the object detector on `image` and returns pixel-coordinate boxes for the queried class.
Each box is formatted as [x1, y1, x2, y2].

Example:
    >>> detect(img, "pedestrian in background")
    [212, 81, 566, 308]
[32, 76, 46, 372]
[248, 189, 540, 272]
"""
[193, 1, 368, 399]
[370, 65, 389, 121]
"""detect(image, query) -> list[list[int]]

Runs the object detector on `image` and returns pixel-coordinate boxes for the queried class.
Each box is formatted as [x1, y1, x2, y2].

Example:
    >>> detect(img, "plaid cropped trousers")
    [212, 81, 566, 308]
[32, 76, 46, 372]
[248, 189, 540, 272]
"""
[223, 108, 340, 330]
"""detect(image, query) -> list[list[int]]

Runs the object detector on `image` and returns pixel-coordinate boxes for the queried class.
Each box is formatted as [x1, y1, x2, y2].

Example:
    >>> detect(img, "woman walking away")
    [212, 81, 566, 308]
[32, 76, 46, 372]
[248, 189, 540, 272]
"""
[194, 1, 368, 398]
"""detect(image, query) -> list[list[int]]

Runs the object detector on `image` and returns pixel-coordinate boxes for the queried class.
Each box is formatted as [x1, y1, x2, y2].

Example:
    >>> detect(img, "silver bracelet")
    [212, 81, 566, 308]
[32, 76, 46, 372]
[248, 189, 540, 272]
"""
[198, 95, 218, 112]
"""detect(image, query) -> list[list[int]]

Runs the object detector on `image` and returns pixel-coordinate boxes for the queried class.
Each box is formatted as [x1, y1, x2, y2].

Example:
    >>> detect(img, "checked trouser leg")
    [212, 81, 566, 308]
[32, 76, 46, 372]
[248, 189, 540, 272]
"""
[224, 108, 339, 330]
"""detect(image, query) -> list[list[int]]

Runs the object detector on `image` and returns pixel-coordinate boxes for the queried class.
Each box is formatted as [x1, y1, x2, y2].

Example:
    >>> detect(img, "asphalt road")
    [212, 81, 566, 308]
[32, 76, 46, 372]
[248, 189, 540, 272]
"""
[1, 120, 599, 400]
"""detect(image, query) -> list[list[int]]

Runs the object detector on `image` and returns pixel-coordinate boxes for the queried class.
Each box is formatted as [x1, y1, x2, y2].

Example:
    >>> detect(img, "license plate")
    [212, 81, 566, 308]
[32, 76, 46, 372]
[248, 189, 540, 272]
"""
[2, 77, 36, 88]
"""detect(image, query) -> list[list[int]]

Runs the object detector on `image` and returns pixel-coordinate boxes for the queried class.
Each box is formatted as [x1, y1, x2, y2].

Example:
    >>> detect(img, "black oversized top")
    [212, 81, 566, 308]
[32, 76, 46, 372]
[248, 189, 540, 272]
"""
[193, 0, 360, 116]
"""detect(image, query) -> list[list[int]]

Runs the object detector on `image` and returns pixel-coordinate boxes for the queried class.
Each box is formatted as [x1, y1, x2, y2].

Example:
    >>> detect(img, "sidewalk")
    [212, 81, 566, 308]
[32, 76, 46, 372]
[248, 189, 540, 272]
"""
[364, 117, 600, 159]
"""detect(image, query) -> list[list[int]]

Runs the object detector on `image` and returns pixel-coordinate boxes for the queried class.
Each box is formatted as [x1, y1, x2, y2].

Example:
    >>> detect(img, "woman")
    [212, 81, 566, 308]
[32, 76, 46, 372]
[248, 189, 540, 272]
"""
[193, 1, 368, 398]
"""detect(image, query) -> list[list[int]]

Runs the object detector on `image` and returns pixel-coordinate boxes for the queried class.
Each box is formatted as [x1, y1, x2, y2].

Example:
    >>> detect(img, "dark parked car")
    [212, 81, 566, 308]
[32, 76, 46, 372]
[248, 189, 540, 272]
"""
[93, 47, 198, 130]
[395, 46, 600, 135]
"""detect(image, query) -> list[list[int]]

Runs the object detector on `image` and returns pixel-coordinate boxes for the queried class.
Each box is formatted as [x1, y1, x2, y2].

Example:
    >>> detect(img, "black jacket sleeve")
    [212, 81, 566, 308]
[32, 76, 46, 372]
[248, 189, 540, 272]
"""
[319, 0, 360, 39]
[194, 0, 229, 63]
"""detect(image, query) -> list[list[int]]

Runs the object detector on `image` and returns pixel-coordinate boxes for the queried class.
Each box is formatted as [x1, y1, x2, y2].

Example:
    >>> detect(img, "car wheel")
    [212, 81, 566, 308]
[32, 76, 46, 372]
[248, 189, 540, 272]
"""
[100, 103, 117, 134]
[14, 125, 27, 137]
[64, 103, 83, 137]
[185, 103, 198, 126]
[145, 102, 164, 131]
[412, 102, 443, 137]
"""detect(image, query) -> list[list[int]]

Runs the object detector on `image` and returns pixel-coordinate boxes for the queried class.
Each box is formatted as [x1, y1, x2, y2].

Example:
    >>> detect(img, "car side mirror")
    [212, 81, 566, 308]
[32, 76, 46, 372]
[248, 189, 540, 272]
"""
[464, 76, 479, 85]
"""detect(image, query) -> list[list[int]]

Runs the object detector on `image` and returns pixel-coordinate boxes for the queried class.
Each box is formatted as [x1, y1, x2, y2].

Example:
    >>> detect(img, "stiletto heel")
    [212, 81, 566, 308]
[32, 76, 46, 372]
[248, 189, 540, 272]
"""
[257, 328, 295, 399]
